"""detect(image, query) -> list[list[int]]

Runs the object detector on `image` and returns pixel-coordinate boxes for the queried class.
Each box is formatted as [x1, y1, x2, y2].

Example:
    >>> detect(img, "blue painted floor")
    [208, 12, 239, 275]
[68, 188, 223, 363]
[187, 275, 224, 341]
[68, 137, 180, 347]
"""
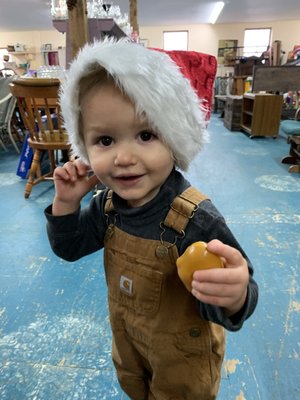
[0, 115, 299, 400]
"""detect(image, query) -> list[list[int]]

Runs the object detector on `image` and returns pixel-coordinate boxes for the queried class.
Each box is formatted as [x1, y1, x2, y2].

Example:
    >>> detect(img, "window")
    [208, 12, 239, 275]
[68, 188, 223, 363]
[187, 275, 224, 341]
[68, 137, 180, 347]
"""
[163, 31, 188, 51]
[243, 28, 271, 57]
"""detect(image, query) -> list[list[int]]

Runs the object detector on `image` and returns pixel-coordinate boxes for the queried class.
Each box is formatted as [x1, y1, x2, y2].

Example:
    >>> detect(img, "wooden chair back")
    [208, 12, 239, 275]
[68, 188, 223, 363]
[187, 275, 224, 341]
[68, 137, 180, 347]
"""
[9, 78, 71, 198]
[9, 78, 68, 146]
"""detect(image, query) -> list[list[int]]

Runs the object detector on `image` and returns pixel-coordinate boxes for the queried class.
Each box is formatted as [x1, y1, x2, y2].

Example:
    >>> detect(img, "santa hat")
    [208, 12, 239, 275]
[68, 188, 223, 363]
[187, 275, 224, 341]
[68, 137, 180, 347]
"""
[60, 37, 208, 171]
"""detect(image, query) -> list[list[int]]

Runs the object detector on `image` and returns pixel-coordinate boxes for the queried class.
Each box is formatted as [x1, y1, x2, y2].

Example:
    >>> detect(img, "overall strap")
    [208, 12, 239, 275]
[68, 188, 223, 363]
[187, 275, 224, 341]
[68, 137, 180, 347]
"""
[163, 187, 208, 234]
[104, 187, 208, 234]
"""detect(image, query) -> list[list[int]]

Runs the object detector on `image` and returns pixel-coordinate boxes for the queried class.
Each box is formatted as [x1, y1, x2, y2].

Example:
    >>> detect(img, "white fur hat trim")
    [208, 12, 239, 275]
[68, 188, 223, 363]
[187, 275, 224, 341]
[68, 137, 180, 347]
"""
[60, 37, 208, 171]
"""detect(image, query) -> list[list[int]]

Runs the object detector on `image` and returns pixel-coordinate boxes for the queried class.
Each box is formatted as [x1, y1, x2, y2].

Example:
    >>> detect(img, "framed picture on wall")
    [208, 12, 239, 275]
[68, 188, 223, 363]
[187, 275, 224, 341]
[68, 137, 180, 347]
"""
[218, 39, 238, 65]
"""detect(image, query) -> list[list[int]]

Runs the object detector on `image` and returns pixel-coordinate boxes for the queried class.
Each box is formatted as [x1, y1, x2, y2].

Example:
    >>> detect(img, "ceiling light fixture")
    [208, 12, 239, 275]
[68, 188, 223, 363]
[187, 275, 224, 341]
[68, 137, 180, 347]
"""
[209, 1, 225, 24]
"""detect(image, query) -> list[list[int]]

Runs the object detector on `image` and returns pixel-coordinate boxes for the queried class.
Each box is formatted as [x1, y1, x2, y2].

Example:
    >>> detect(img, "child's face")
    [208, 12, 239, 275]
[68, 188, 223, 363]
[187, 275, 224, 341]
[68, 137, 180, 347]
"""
[80, 83, 175, 207]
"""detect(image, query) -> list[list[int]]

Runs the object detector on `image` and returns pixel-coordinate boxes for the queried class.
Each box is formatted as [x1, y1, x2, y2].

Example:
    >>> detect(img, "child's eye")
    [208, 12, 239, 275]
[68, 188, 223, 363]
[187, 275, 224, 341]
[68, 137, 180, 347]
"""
[98, 136, 113, 146]
[139, 130, 156, 142]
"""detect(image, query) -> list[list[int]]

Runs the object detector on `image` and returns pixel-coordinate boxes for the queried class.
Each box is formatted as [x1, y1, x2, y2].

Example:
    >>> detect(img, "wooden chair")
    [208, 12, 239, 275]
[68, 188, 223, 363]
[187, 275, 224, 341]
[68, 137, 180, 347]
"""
[9, 78, 71, 198]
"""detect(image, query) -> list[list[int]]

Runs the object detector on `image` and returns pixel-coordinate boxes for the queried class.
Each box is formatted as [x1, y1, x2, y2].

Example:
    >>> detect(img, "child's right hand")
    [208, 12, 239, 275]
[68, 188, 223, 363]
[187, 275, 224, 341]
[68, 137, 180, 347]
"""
[52, 159, 99, 216]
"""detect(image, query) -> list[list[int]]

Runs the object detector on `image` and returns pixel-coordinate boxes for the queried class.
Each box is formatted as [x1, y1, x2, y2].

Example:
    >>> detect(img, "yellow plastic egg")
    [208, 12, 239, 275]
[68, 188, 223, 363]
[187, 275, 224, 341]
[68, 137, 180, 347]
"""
[176, 241, 224, 291]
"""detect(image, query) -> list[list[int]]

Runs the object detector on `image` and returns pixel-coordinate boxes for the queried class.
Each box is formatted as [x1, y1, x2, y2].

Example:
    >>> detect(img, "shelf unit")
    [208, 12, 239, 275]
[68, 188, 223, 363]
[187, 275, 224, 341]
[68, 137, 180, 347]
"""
[241, 93, 283, 138]
[8, 51, 35, 59]
[7, 51, 36, 71]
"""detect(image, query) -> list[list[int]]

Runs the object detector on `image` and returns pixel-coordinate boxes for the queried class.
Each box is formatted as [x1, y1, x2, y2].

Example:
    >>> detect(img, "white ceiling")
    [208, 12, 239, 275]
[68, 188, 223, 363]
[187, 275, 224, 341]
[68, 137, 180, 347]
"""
[1, 0, 300, 32]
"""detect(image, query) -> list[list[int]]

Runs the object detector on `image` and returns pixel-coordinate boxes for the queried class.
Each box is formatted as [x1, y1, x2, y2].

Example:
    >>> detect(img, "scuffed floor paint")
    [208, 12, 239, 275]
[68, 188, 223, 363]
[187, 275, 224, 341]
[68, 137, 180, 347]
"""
[254, 175, 300, 192]
[236, 391, 246, 400]
[223, 359, 241, 374]
[0, 172, 21, 187]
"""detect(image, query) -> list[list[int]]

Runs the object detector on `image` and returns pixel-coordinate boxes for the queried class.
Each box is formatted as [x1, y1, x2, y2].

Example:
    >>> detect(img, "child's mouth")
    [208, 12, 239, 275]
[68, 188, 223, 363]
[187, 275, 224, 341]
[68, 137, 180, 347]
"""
[115, 174, 144, 185]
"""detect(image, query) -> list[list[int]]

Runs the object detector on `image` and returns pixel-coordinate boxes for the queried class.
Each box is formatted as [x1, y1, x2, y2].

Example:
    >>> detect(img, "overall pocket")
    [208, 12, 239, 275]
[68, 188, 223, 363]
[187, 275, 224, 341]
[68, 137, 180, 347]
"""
[105, 248, 164, 316]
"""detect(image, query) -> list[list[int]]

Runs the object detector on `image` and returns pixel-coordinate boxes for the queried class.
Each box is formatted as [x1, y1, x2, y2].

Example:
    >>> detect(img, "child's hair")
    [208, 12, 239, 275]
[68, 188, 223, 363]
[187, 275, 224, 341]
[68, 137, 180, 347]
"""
[78, 65, 113, 101]
[60, 37, 208, 170]
[77, 66, 114, 145]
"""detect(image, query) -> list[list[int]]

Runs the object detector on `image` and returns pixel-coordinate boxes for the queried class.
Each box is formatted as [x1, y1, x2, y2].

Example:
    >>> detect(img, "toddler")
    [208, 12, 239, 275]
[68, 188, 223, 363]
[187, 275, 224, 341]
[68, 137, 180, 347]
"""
[45, 38, 258, 400]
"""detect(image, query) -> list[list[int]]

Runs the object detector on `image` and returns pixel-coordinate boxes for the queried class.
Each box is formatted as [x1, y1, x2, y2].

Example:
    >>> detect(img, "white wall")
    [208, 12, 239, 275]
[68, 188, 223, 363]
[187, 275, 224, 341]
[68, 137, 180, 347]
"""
[140, 19, 299, 64]
[0, 18, 299, 69]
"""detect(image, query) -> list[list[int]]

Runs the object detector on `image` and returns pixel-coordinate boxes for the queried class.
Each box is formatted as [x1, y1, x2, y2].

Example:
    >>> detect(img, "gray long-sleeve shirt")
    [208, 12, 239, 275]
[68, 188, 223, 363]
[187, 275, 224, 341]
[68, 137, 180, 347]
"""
[45, 169, 258, 332]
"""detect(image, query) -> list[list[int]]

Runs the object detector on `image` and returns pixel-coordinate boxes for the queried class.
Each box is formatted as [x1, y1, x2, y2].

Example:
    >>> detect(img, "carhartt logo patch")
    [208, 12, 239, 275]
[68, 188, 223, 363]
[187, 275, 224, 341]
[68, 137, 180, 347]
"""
[120, 275, 133, 295]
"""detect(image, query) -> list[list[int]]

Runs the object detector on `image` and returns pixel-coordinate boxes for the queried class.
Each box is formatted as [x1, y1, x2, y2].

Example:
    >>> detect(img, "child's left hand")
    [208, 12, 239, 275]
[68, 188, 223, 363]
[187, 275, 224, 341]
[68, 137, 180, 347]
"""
[191, 239, 249, 317]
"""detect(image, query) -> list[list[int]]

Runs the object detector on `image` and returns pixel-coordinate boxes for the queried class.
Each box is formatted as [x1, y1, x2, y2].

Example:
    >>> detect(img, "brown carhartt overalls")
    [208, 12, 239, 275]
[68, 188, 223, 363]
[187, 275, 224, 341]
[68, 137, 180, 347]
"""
[104, 187, 225, 400]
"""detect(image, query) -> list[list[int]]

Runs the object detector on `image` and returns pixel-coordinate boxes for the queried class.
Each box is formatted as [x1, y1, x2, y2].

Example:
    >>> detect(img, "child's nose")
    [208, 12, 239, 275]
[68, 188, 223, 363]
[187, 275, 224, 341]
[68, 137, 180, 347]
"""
[114, 144, 137, 166]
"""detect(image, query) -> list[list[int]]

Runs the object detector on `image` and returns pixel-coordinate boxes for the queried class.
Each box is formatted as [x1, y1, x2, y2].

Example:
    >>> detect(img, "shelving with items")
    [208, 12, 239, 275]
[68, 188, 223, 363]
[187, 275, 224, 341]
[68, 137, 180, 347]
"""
[6, 44, 36, 72]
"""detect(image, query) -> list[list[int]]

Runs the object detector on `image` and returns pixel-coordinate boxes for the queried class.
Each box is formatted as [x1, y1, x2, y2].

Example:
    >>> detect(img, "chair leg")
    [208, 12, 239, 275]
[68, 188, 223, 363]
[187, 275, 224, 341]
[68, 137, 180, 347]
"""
[24, 149, 42, 199]
[48, 150, 57, 173]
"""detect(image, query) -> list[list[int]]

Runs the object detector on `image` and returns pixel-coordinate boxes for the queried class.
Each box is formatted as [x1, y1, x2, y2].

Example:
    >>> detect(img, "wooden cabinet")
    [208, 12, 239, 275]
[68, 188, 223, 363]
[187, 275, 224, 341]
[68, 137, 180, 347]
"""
[241, 93, 283, 138]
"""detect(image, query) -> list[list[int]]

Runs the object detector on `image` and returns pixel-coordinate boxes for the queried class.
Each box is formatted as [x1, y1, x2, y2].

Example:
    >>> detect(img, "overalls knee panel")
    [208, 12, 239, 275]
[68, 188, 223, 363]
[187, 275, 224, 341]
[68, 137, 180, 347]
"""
[104, 188, 225, 400]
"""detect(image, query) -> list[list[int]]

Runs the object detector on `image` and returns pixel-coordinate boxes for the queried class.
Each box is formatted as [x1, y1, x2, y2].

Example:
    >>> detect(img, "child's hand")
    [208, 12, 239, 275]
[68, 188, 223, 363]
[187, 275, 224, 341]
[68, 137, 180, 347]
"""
[191, 239, 249, 317]
[52, 159, 99, 216]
